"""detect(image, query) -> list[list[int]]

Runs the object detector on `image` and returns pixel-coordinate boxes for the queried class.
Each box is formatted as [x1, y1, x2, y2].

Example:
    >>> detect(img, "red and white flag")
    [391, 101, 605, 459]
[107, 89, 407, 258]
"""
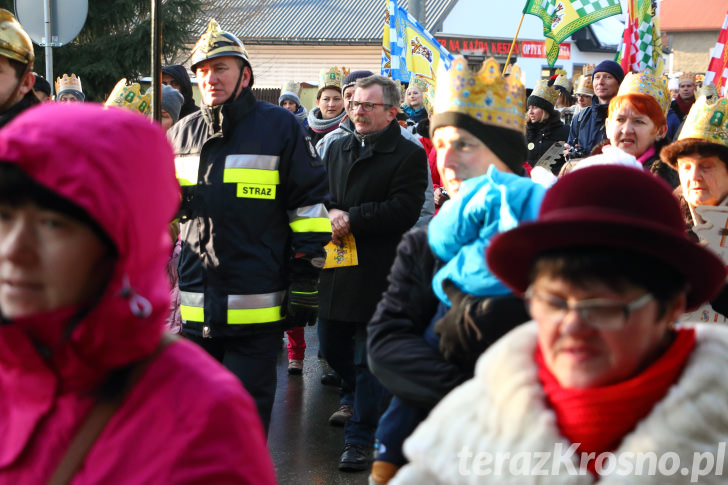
[616, 0, 662, 74]
[704, 10, 728, 97]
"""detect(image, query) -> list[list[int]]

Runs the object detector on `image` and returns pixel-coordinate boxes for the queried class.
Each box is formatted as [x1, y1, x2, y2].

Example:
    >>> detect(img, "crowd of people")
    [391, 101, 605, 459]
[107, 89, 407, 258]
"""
[0, 7, 727, 484]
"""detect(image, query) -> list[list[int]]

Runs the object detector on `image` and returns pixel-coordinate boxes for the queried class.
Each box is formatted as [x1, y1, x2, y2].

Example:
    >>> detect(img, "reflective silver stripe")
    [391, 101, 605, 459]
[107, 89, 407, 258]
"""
[228, 291, 286, 309]
[228, 290, 286, 310]
[180, 291, 204, 307]
[288, 203, 329, 223]
[224, 154, 280, 170]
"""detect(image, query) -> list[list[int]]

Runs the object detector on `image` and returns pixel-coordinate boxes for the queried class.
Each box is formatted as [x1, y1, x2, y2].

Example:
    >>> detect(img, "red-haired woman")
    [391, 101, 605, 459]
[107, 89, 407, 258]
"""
[603, 73, 678, 187]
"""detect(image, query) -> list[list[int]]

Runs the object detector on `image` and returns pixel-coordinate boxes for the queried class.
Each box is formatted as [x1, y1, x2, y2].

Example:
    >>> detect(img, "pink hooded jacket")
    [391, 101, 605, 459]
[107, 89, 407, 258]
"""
[0, 103, 275, 484]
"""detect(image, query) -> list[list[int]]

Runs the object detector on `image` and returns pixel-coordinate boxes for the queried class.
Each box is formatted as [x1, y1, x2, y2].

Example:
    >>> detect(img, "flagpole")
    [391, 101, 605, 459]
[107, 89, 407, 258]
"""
[503, 13, 525, 76]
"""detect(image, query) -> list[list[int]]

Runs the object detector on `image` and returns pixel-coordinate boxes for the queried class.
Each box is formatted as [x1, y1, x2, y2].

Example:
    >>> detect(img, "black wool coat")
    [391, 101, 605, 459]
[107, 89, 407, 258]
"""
[526, 115, 570, 173]
[319, 119, 427, 323]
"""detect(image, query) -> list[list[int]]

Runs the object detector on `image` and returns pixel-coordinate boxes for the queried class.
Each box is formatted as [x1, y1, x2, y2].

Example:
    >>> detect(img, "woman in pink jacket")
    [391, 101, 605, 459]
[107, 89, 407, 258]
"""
[0, 102, 276, 484]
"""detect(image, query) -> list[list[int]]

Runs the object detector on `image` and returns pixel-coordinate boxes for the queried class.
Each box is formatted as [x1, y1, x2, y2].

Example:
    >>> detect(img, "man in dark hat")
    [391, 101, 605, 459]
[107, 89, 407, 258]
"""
[167, 20, 331, 433]
[565, 59, 624, 157]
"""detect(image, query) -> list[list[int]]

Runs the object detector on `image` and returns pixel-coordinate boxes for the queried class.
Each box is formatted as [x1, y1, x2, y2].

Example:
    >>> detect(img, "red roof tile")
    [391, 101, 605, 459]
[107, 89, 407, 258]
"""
[661, 0, 728, 32]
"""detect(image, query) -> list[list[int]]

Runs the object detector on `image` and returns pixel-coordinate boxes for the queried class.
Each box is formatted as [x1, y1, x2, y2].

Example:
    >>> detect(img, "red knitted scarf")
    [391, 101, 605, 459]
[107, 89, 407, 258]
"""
[536, 328, 695, 473]
[676, 96, 695, 118]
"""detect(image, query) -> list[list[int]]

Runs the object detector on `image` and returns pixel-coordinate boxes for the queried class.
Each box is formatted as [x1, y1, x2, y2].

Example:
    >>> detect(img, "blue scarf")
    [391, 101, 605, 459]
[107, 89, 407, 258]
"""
[402, 104, 428, 123]
[428, 166, 546, 306]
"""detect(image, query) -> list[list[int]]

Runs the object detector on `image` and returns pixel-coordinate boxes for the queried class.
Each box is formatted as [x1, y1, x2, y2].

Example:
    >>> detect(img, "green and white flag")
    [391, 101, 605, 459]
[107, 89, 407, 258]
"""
[523, 0, 622, 66]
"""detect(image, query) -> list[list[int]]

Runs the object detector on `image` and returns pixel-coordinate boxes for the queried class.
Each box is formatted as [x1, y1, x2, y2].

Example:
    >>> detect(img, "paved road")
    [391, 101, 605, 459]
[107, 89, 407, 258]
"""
[269, 326, 370, 485]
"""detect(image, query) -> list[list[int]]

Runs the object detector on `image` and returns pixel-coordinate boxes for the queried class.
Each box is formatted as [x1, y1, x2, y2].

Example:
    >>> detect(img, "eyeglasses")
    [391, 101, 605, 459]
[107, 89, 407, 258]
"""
[524, 288, 653, 330]
[348, 101, 391, 112]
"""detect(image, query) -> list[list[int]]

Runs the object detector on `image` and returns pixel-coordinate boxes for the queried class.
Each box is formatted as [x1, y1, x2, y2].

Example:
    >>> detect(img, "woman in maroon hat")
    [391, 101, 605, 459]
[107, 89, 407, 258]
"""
[391, 165, 728, 484]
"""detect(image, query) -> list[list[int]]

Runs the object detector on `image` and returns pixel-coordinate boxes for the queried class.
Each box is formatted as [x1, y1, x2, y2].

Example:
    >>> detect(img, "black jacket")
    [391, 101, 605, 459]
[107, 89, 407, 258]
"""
[162, 65, 200, 119]
[167, 89, 330, 337]
[319, 119, 426, 323]
[644, 140, 679, 188]
[367, 228, 529, 409]
[0, 91, 38, 129]
[526, 116, 569, 172]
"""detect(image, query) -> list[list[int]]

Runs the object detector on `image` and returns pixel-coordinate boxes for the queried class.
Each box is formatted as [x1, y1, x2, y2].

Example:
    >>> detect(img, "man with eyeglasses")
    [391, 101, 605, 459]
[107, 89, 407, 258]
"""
[316, 70, 434, 226]
[316, 70, 434, 430]
[318, 74, 427, 472]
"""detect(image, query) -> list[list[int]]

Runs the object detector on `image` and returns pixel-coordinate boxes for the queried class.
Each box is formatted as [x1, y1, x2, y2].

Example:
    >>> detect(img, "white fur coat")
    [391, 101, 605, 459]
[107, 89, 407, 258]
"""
[393, 322, 728, 484]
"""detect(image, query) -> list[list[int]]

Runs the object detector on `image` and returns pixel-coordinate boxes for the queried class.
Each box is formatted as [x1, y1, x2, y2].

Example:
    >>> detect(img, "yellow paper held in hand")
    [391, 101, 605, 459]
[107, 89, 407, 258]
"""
[324, 233, 359, 268]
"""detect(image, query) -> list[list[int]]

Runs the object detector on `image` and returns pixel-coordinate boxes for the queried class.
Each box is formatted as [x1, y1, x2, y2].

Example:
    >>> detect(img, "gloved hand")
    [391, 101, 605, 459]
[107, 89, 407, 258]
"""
[434, 279, 530, 372]
[286, 258, 321, 327]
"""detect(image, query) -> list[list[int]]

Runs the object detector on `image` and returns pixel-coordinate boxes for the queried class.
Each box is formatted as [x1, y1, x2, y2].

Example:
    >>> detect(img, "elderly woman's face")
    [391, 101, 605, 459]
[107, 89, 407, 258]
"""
[606, 103, 665, 158]
[531, 274, 680, 388]
[406, 86, 423, 109]
[678, 155, 728, 209]
[0, 204, 112, 319]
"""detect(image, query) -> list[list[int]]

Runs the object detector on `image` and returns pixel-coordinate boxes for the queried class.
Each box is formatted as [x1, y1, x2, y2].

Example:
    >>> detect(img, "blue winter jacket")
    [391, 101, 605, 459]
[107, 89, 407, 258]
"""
[566, 96, 610, 156]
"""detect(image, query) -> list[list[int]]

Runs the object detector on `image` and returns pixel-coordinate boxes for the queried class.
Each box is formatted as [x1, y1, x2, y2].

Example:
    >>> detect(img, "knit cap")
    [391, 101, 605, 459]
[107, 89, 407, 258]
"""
[278, 91, 301, 108]
[161, 84, 184, 124]
[593, 60, 625, 85]
[342, 70, 374, 94]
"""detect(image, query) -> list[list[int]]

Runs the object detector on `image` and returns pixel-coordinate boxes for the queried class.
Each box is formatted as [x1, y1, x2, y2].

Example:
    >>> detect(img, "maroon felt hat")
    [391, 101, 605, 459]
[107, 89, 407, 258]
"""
[486, 165, 726, 310]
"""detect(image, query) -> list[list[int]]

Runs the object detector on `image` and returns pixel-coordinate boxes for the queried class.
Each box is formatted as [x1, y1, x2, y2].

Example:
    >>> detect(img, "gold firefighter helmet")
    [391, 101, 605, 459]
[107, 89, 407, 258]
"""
[0, 9, 34, 67]
[190, 19, 249, 71]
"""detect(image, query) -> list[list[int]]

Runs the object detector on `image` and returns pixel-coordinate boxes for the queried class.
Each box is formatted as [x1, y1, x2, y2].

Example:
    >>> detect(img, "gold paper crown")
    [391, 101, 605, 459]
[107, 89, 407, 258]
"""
[679, 72, 696, 85]
[282, 80, 301, 96]
[552, 69, 572, 93]
[423, 82, 436, 114]
[408, 73, 432, 94]
[55, 73, 82, 94]
[678, 96, 728, 148]
[434, 56, 525, 135]
[575, 75, 594, 96]
[394, 79, 404, 101]
[104, 78, 151, 116]
[530, 79, 559, 107]
[617, 71, 671, 115]
[697, 83, 718, 99]
[575, 64, 595, 96]
[319, 66, 349, 91]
